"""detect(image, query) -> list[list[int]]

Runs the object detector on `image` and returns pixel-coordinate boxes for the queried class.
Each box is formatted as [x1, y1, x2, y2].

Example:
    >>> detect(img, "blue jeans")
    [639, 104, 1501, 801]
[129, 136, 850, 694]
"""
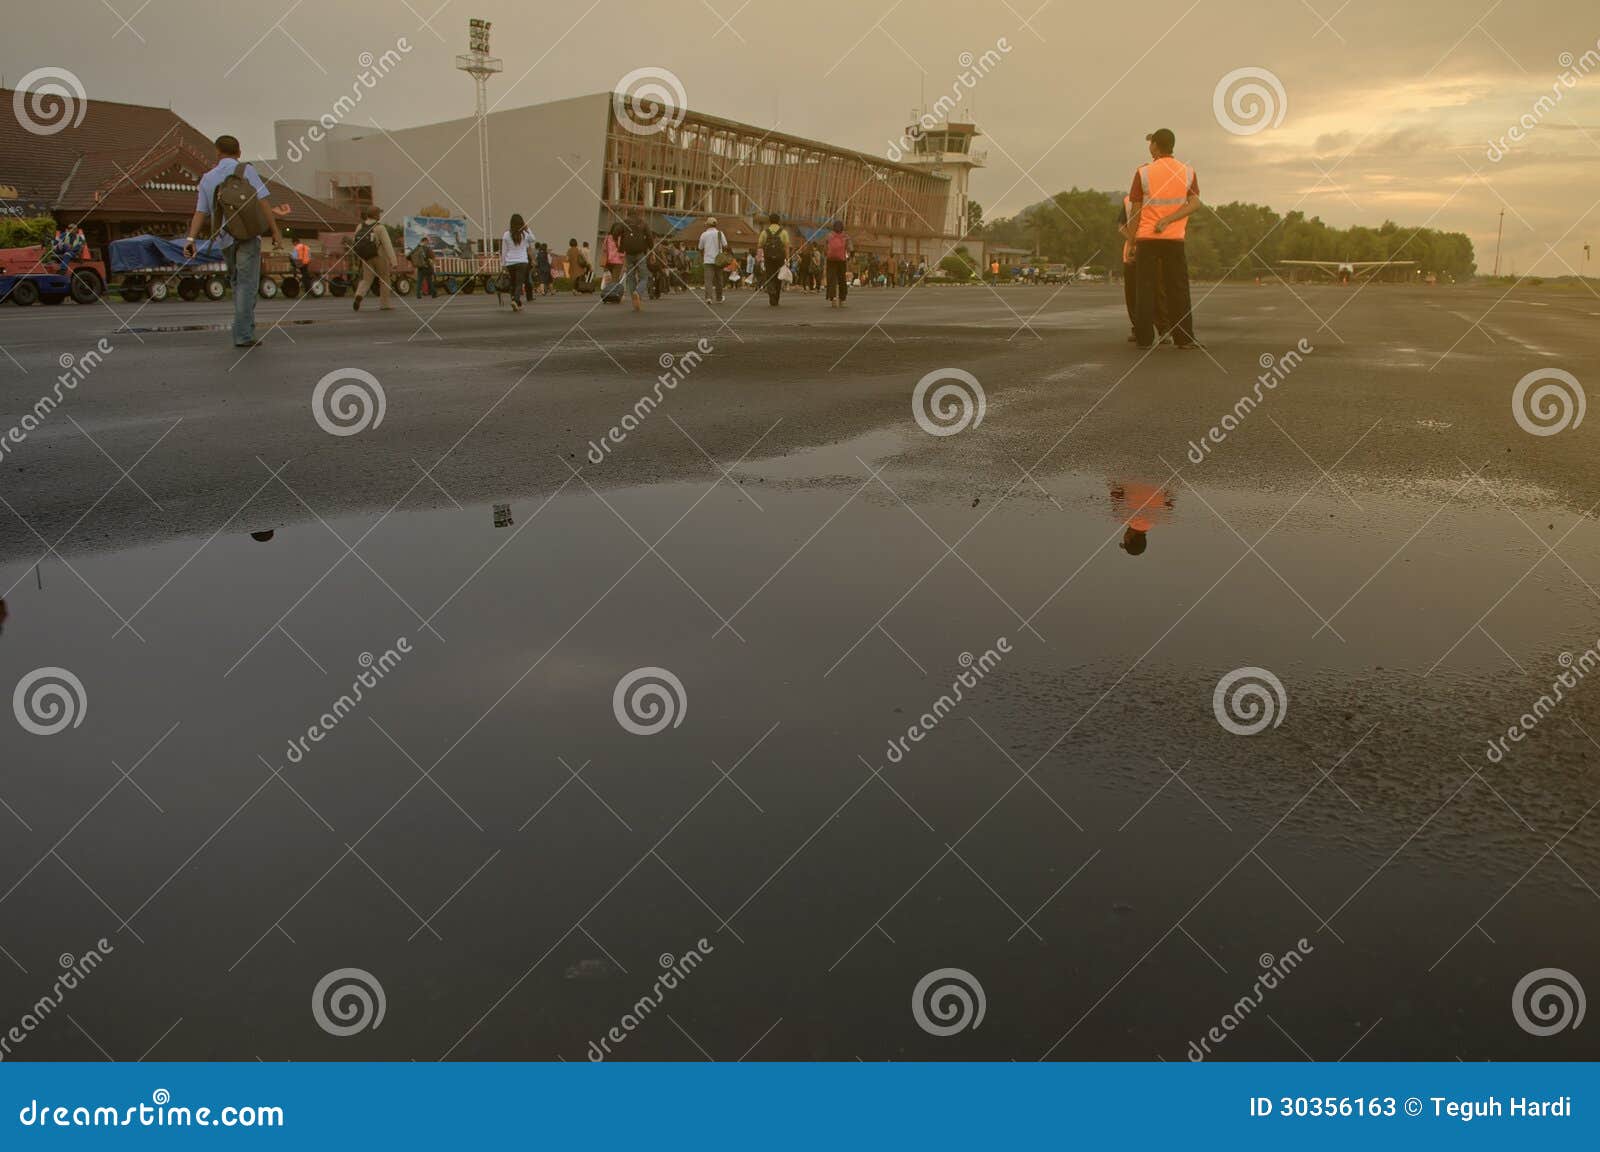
[623, 254, 650, 297]
[224, 237, 261, 345]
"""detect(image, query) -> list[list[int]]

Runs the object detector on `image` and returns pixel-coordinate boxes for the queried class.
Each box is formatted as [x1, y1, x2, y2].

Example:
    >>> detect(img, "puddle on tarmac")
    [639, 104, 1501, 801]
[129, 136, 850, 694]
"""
[3, 444, 1598, 1060]
[115, 319, 322, 334]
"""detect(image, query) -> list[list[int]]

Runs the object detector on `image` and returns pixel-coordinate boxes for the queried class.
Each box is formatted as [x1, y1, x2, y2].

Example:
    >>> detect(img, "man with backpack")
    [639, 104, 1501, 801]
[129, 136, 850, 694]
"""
[620, 211, 653, 312]
[350, 207, 396, 311]
[183, 134, 283, 347]
[759, 212, 789, 307]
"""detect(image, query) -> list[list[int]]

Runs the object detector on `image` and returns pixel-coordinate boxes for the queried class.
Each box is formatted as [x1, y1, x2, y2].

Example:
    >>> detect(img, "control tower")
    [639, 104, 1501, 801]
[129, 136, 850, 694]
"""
[895, 119, 986, 239]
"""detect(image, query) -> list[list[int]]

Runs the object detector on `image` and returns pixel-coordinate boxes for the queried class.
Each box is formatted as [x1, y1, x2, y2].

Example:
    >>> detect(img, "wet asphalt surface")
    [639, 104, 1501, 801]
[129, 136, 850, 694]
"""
[1, 281, 1598, 1061]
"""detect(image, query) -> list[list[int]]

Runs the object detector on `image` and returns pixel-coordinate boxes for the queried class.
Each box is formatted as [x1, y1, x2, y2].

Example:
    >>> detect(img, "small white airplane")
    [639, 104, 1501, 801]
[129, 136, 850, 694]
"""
[1279, 258, 1417, 283]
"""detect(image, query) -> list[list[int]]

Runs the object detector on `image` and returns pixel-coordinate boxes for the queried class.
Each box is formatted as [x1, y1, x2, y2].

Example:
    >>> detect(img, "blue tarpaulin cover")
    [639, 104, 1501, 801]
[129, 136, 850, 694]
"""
[107, 234, 224, 272]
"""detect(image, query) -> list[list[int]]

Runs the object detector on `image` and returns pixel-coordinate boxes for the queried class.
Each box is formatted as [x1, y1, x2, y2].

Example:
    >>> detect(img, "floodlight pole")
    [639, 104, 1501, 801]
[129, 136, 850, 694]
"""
[455, 19, 503, 258]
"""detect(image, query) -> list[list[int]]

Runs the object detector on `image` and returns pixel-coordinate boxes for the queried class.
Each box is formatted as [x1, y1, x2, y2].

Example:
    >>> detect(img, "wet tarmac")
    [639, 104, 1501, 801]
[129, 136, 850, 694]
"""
[1, 285, 1598, 1060]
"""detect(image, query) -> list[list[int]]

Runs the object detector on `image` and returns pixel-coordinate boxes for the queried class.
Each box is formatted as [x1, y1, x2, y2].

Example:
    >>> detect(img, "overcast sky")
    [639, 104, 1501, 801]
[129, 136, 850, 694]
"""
[6, 0, 1598, 275]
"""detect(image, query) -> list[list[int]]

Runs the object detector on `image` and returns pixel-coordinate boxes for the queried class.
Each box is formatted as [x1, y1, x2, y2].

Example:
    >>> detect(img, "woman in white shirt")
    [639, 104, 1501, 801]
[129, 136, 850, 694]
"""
[502, 214, 535, 312]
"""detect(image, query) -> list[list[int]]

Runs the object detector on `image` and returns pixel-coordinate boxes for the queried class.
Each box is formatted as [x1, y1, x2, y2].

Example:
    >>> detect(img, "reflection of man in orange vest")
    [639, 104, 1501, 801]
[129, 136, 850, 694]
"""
[1110, 479, 1175, 556]
[291, 238, 313, 294]
[1128, 128, 1201, 349]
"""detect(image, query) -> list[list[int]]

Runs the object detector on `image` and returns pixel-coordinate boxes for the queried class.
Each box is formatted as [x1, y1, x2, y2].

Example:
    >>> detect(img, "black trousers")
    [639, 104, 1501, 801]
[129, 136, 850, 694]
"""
[826, 258, 849, 302]
[1134, 239, 1194, 347]
[765, 264, 784, 306]
[1123, 260, 1171, 337]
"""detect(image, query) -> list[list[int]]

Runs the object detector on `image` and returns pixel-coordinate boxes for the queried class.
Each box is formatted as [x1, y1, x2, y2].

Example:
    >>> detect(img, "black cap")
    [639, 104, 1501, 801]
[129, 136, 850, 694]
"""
[1146, 128, 1176, 152]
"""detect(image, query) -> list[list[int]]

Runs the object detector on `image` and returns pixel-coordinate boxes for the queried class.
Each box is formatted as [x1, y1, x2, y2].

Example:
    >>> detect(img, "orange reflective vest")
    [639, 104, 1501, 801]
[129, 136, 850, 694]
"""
[1133, 156, 1195, 241]
[292, 242, 311, 265]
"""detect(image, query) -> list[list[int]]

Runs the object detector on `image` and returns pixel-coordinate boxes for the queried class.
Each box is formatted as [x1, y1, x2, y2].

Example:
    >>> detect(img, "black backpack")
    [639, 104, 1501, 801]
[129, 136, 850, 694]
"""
[762, 225, 786, 265]
[353, 222, 380, 259]
[621, 222, 651, 256]
[212, 164, 268, 241]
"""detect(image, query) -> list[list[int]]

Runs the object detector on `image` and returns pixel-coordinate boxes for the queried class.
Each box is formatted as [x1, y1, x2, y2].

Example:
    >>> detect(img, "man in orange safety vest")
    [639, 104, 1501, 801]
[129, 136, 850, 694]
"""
[1127, 128, 1202, 350]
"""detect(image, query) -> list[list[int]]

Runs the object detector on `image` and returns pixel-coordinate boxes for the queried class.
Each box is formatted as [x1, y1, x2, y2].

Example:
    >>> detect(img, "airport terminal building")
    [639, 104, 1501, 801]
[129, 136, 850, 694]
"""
[270, 93, 980, 261]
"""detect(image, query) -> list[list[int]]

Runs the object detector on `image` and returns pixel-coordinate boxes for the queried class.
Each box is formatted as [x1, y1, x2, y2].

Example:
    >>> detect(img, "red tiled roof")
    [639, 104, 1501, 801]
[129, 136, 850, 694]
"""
[0, 88, 355, 232]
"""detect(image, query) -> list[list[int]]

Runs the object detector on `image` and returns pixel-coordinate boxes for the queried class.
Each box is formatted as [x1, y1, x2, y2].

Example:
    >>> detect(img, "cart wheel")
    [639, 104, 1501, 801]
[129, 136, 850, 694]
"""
[392, 276, 413, 297]
[178, 278, 201, 301]
[120, 280, 146, 303]
[148, 279, 169, 302]
[309, 279, 327, 298]
[462, 278, 476, 294]
[258, 277, 278, 299]
[8, 281, 41, 306]
[204, 276, 227, 300]
[444, 277, 460, 295]
[329, 281, 347, 297]
[69, 268, 104, 303]
[281, 277, 300, 299]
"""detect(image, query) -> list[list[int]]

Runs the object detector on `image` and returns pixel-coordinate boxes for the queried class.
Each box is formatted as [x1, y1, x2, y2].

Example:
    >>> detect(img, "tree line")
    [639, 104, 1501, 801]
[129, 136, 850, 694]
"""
[976, 190, 1477, 279]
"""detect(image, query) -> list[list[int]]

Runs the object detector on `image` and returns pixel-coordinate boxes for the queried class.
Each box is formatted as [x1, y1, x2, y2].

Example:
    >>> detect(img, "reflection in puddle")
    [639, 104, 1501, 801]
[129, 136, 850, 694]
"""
[3, 453, 1597, 1060]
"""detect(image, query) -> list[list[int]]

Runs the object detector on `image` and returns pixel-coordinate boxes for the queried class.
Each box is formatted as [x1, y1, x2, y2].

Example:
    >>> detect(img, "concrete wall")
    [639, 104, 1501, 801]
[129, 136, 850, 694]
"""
[271, 93, 612, 252]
